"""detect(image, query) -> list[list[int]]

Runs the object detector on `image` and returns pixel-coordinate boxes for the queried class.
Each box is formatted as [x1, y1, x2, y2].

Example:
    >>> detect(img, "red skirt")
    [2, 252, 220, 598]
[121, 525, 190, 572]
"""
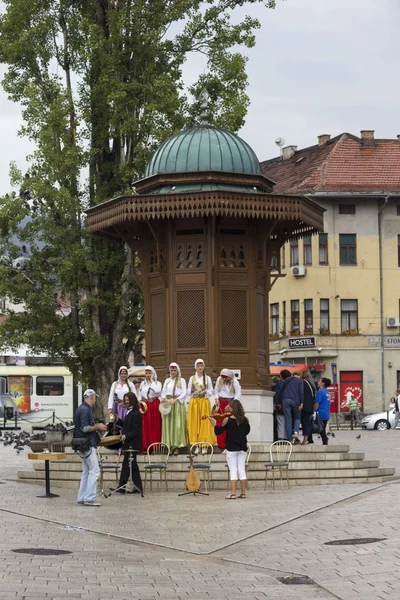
[216, 399, 231, 450]
[141, 398, 162, 451]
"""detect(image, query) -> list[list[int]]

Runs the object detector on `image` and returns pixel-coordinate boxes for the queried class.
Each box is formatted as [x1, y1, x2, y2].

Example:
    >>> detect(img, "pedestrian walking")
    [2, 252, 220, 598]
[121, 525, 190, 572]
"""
[274, 369, 303, 444]
[393, 391, 400, 430]
[74, 389, 107, 507]
[348, 393, 360, 430]
[272, 375, 286, 440]
[315, 378, 331, 445]
[301, 371, 316, 445]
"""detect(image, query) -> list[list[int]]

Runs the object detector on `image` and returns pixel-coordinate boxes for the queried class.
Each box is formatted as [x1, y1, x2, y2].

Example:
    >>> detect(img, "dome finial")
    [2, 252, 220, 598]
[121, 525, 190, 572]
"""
[199, 89, 210, 124]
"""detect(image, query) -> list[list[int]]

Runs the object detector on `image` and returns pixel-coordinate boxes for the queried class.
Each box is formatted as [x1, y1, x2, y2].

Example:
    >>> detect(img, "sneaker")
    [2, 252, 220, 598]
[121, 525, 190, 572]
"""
[292, 434, 301, 445]
[77, 501, 85, 505]
[83, 500, 101, 507]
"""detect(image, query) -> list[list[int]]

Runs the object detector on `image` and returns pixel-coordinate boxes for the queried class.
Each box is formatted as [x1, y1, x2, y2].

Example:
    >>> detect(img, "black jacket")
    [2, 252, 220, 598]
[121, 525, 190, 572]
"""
[302, 379, 316, 413]
[121, 408, 142, 451]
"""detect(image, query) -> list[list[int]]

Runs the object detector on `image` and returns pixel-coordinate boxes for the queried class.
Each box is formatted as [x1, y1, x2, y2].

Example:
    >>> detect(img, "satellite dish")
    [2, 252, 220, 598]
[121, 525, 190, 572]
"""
[275, 137, 285, 148]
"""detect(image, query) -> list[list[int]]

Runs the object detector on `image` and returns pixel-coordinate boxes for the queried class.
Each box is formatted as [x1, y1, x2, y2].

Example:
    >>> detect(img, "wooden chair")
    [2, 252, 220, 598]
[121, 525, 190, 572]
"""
[225, 443, 252, 490]
[143, 443, 170, 492]
[97, 447, 122, 495]
[264, 441, 292, 490]
[189, 443, 214, 492]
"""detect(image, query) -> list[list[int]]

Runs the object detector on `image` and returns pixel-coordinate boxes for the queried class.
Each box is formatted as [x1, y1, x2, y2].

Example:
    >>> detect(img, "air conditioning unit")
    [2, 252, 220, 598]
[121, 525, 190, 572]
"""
[387, 317, 400, 328]
[291, 265, 307, 277]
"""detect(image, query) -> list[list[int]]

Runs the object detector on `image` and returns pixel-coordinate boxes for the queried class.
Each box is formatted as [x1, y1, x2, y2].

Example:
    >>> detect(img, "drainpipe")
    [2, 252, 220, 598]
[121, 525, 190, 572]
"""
[378, 195, 390, 411]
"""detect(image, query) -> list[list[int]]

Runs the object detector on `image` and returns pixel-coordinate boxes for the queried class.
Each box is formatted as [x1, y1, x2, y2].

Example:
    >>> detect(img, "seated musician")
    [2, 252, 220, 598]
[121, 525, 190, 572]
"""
[111, 393, 143, 495]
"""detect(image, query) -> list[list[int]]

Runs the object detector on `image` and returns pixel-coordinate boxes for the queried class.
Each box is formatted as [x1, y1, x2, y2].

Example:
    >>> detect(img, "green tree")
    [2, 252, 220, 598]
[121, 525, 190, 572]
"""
[0, 0, 279, 414]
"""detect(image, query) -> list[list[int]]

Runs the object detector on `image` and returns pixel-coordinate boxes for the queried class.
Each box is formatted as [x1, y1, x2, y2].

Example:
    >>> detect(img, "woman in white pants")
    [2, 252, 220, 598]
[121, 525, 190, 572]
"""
[205, 399, 250, 499]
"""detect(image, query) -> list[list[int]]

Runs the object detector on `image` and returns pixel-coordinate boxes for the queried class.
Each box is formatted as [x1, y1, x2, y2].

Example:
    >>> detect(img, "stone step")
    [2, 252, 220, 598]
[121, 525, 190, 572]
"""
[29, 457, 381, 473]
[18, 465, 395, 482]
[16, 468, 397, 490]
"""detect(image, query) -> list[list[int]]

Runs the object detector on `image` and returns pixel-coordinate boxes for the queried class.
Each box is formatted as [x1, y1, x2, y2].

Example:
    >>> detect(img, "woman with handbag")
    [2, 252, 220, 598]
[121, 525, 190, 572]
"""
[138, 366, 162, 451]
[187, 359, 215, 454]
[314, 377, 332, 445]
[160, 362, 187, 455]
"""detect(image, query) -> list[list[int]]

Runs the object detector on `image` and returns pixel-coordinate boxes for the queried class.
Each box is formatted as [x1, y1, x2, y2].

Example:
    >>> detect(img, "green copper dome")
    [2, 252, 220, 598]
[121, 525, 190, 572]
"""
[145, 125, 263, 178]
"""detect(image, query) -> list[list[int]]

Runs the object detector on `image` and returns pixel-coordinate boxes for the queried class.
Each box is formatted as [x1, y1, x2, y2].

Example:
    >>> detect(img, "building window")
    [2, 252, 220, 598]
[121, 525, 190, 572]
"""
[282, 300, 286, 335]
[339, 204, 356, 215]
[319, 234, 328, 265]
[270, 303, 279, 337]
[303, 237, 312, 265]
[290, 241, 299, 266]
[304, 299, 313, 333]
[291, 300, 300, 334]
[36, 377, 64, 396]
[281, 245, 286, 269]
[320, 299, 330, 333]
[341, 299, 358, 334]
[339, 234, 357, 265]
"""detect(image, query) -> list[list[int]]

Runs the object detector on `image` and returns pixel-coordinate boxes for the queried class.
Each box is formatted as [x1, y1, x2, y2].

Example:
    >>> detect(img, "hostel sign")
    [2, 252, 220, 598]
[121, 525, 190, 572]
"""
[288, 336, 316, 349]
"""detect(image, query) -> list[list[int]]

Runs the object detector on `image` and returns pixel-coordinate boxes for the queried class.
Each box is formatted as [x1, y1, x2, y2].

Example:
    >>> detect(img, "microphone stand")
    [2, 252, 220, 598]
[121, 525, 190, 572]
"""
[104, 449, 144, 498]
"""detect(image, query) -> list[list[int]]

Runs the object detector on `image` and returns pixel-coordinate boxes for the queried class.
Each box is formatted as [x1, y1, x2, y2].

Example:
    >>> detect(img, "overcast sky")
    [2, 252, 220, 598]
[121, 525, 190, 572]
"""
[0, 0, 399, 195]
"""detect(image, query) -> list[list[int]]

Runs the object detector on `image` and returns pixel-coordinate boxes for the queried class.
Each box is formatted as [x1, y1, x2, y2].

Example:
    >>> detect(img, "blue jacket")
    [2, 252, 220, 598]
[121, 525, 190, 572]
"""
[275, 376, 304, 408]
[74, 401, 98, 448]
[316, 388, 330, 420]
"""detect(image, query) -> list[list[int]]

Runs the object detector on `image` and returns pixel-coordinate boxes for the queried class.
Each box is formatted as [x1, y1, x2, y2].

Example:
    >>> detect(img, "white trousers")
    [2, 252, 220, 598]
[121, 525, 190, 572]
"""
[226, 450, 247, 481]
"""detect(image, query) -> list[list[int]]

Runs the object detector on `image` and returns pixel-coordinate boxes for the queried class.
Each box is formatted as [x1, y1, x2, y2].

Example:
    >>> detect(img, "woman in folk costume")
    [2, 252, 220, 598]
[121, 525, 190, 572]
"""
[108, 366, 136, 421]
[214, 369, 242, 450]
[187, 359, 216, 454]
[160, 362, 187, 455]
[138, 366, 162, 451]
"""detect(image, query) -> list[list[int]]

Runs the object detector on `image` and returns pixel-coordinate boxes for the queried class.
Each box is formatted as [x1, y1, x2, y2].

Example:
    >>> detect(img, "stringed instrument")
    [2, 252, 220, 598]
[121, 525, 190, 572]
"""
[185, 453, 201, 492]
[201, 411, 232, 421]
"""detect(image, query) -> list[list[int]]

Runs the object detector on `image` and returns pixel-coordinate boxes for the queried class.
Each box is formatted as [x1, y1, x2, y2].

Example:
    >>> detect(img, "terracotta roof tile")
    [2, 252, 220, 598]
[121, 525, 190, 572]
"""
[261, 134, 400, 194]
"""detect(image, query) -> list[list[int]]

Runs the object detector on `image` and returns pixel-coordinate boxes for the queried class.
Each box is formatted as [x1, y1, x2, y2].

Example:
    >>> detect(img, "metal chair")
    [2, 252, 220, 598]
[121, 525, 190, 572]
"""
[264, 441, 292, 490]
[143, 443, 170, 492]
[97, 447, 122, 495]
[225, 443, 252, 490]
[189, 442, 214, 492]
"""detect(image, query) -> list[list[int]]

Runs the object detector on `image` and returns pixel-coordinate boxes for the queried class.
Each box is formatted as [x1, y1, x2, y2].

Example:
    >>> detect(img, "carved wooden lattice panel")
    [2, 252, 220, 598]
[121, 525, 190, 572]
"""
[220, 289, 248, 348]
[177, 290, 206, 348]
[256, 292, 265, 351]
[150, 293, 165, 352]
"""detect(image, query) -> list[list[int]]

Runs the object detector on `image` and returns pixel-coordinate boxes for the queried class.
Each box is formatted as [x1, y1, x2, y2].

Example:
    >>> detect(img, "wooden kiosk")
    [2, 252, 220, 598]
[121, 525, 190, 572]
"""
[87, 120, 324, 441]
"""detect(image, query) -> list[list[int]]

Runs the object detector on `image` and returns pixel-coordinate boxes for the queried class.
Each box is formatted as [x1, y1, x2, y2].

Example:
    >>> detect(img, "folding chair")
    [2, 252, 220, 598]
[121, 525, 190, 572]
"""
[264, 440, 292, 490]
[143, 443, 170, 492]
[97, 447, 122, 495]
[189, 442, 214, 492]
[225, 443, 252, 489]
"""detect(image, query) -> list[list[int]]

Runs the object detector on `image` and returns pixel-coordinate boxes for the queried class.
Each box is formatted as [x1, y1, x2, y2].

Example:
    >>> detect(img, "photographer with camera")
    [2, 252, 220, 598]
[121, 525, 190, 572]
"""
[74, 389, 107, 507]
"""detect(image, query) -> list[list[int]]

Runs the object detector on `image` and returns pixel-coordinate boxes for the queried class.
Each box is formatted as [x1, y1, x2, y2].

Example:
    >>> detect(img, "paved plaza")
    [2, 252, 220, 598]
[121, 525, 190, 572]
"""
[0, 429, 399, 599]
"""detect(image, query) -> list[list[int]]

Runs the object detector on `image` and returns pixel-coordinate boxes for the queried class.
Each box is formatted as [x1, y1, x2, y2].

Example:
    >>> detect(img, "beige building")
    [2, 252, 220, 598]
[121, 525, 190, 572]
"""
[261, 131, 400, 415]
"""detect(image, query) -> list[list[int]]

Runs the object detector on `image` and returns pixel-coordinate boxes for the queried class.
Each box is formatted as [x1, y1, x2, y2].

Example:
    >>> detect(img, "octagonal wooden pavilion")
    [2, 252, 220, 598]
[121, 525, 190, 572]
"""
[87, 124, 324, 395]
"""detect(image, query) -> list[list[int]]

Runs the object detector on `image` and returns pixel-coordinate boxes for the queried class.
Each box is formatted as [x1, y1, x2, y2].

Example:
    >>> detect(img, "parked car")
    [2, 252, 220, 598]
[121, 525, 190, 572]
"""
[361, 409, 400, 430]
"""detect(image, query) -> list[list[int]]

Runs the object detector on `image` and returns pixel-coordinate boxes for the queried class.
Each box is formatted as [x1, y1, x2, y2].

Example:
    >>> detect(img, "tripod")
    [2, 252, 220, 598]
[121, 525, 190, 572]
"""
[104, 449, 144, 498]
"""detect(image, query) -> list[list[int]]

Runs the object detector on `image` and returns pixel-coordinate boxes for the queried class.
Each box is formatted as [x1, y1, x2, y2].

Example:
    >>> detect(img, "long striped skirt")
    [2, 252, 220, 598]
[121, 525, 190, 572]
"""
[141, 398, 162, 452]
[187, 397, 216, 446]
[161, 401, 187, 449]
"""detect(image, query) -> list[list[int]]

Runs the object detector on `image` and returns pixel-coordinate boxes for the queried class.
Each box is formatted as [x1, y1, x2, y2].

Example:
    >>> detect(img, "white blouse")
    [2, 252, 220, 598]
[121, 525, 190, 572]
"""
[214, 376, 241, 400]
[187, 374, 213, 398]
[161, 377, 187, 404]
[138, 379, 162, 401]
[107, 380, 136, 409]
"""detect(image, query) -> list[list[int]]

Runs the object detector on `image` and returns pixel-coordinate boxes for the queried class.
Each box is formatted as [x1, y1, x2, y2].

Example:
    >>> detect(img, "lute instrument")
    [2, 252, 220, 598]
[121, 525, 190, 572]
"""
[185, 453, 201, 492]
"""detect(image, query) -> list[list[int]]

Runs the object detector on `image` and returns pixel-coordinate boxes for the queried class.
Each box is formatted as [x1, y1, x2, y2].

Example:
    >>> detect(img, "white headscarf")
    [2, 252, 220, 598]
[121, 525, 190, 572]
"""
[118, 366, 129, 381]
[194, 359, 204, 368]
[220, 368, 234, 379]
[145, 365, 157, 382]
[169, 362, 181, 377]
